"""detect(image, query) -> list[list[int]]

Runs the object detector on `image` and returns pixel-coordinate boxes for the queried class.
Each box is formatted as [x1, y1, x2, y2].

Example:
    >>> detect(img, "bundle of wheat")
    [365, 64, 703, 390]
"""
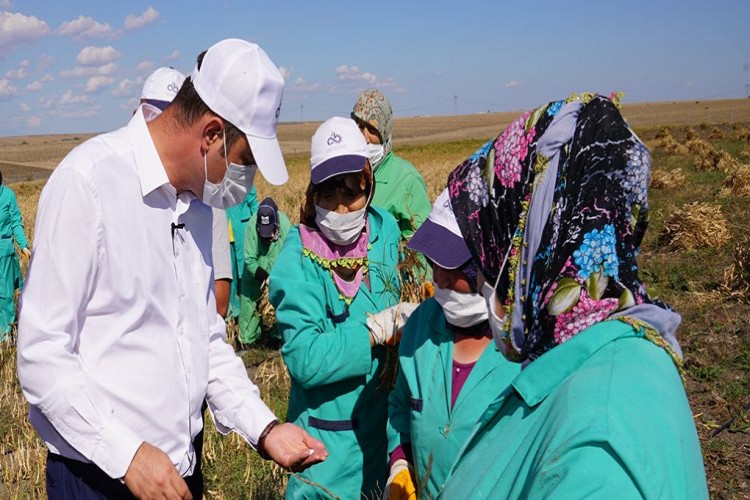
[257, 282, 277, 332]
[650, 168, 687, 189]
[709, 127, 724, 140]
[659, 202, 731, 251]
[685, 127, 699, 141]
[722, 238, 750, 302]
[694, 148, 739, 172]
[719, 164, 750, 198]
[685, 137, 713, 157]
[731, 127, 750, 142]
[740, 149, 750, 161]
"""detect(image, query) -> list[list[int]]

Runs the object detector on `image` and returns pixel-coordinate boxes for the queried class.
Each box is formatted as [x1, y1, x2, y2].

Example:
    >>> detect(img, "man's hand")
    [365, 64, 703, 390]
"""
[124, 442, 192, 500]
[260, 422, 328, 471]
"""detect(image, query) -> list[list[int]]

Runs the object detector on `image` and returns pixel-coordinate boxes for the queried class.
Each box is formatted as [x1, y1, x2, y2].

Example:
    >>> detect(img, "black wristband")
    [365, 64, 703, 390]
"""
[257, 419, 280, 460]
[254, 267, 269, 282]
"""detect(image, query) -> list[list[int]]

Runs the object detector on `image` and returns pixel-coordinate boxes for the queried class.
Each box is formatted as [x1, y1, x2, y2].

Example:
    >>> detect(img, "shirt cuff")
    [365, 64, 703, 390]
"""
[212, 399, 277, 449]
[90, 417, 144, 479]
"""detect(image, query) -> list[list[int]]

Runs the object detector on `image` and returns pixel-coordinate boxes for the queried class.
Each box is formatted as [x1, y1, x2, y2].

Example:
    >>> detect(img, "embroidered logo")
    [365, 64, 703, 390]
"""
[327, 132, 342, 146]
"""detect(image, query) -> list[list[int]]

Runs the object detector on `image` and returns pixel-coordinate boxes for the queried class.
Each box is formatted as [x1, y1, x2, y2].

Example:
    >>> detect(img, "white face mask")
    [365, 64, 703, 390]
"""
[314, 204, 367, 246]
[433, 283, 488, 328]
[202, 129, 256, 209]
[367, 144, 385, 171]
[481, 281, 509, 355]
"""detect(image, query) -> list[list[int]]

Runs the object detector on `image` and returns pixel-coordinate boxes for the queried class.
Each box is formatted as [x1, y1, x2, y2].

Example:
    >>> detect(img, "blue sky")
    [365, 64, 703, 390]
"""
[1, 1, 748, 136]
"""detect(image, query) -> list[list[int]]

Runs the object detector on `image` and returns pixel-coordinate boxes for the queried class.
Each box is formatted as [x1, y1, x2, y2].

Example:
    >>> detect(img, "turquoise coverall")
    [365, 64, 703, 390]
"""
[439, 320, 709, 499]
[0, 185, 28, 339]
[270, 206, 402, 499]
[371, 153, 430, 239]
[225, 187, 258, 319]
[389, 298, 520, 498]
[239, 210, 291, 345]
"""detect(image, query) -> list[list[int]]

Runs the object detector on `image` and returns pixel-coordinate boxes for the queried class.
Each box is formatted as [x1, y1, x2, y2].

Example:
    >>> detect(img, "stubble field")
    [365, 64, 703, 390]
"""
[1, 97, 750, 498]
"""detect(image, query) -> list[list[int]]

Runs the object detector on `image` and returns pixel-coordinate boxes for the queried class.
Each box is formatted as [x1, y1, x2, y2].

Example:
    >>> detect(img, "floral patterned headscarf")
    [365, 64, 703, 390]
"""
[448, 93, 682, 364]
[351, 89, 393, 158]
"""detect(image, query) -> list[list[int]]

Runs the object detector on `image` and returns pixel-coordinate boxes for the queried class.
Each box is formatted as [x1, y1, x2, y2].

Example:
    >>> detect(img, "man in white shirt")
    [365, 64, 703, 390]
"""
[17, 39, 327, 499]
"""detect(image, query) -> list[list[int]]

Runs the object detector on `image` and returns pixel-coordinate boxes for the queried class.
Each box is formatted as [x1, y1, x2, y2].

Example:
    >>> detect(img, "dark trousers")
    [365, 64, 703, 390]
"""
[46, 446, 204, 499]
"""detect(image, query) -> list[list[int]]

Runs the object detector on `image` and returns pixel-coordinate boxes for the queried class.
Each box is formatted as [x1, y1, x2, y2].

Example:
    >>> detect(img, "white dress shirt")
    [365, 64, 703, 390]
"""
[17, 106, 276, 479]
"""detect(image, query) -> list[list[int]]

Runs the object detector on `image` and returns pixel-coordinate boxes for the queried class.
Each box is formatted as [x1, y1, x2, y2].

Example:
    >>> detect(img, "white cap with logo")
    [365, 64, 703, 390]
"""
[140, 67, 186, 110]
[310, 116, 368, 185]
[191, 38, 288, 185]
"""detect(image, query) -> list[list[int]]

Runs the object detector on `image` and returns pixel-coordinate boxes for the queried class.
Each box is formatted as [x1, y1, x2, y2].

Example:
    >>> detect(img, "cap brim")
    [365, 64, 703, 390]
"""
[407, 218, 472, 269]
[248, 135, 288, 186]
[142, 99, 171, 111]
[312, 155, 367, 185]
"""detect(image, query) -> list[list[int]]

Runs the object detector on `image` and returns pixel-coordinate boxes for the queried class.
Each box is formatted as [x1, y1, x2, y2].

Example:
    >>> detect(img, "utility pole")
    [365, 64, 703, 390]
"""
[453, 95, 458, 115]
[300, 104, 304, 122]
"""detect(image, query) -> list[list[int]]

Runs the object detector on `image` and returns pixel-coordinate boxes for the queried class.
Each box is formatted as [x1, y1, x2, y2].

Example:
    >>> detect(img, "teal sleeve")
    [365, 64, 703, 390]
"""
[528, 442, 641, 498]
[8, 192, 28, 250]
[243, 214, 260, 277]
[388, 351, 412, 454]
[248, 186, 259, 214]
[270, 232, 373, 390]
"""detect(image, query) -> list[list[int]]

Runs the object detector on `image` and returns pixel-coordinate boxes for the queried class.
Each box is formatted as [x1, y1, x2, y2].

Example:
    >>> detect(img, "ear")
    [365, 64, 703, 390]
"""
[200, 116, 224, 152]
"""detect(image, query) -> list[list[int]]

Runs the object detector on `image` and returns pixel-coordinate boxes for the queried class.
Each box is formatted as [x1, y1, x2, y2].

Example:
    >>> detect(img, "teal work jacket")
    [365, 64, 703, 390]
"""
[270, 206, 402, 499]
[226, 187, 258, 318]
[440, 320, 708, 499]
[389, 299, 520, 498]
[371, 153, 430, 239]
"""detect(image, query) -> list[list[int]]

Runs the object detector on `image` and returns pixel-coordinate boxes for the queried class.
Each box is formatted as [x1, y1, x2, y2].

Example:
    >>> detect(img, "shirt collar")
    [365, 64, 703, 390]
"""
[511, 320, 637, 407]
[127, 105, 172, 198]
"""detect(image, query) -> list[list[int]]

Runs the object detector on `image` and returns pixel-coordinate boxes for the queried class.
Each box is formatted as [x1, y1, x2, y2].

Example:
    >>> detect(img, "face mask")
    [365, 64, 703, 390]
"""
[202, 129, 256, 209]
[314, 204, 367, 246]
[367, 144, 385, 171]
[433, 283, 488, 328]
[480, 241, 514, 356]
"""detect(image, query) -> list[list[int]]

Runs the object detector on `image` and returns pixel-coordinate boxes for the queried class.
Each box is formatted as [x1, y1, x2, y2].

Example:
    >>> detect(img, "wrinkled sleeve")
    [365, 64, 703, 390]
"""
[400, 172, 431, 237]
[8, 190, 28, 250]
[205, 254, 276, 445]
[528, 441, 641, 498]
[243, 213, 261, 278]
[16, 169, 142, 478]
[270, 229, 372, 390]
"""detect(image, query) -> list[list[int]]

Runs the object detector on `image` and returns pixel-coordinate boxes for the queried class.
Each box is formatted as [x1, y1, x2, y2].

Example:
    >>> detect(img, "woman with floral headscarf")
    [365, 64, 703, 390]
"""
[352, 89, 431, 239]
[437, 94, 707, 497]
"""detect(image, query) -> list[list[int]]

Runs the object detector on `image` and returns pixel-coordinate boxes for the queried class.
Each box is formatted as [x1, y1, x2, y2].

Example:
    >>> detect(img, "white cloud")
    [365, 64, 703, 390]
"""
[76, 45, 121, 66]
[60, 63, 114, 78]
[336, 65, 377, 85]
[163, 50, 180, 61]
[278, 66, 292, 81]
[5, 66, 27, 79]
[124, 6, 159, 31]
[119, 96, 139, 110]
[57, 15, 114, 39]
[59, 104, 102, 118]
[58, 90, 92, 106]
[0, 77, 18, 100]
[292, 77, 323, 93]
[503, 80, 520, 88]
[18, 101, 29, 112]
[0, 11, 50, 52]
[84, 75, 114, 93]
[38, 53, 54, 69]
[136, 60, 154, 74]
[25, 79, 43, 91]
[19, 59, 28, 66]
[26, 115, 41, 128]
[112, 77, 141, 97]
[1, 0, 13, 10]
[41, 73, 54, 82]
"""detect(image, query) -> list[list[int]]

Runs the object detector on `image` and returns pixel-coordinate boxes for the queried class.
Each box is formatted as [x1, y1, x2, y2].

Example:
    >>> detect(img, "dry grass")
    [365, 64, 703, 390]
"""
[719, 164, 750, 198]
[651, 168, 687, 189]
[659, 202, 731, 251]
[722, 238, 750, 302]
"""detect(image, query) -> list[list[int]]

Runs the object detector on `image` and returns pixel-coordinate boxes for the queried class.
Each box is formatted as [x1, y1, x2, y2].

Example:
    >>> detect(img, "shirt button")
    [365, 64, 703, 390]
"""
[441, 423, 451, 437]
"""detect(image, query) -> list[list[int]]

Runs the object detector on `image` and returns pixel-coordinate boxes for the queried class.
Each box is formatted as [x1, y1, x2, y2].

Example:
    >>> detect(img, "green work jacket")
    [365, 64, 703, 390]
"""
[270, 206, 402, 499]
[371, 153, 430, 239]
[440, 320, 708, 499]
[0, 185, 28, 256]
[226, 187, 258, 317]
[389, 299, 520, 498]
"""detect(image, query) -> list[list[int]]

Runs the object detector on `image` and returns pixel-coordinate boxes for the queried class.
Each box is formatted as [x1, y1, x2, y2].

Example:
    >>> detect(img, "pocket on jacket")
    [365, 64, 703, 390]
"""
[410, 397, 423, 412]
[308, 416, 359, 431]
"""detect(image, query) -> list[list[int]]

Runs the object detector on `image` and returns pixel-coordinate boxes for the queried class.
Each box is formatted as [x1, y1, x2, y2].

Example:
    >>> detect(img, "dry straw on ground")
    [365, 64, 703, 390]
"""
[659, 202, 731, 251]
[722, 238, 750, 302]
[719, 164, 750, 198]
[650, 168, 686, 189]
[709, 127, 724, 140]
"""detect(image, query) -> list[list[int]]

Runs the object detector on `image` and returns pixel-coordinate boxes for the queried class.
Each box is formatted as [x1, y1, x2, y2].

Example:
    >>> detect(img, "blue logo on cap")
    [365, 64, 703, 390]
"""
[327, 132, 341, 146]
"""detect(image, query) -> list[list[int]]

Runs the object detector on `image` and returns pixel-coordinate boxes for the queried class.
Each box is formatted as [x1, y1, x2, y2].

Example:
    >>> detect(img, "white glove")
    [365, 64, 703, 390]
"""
[383, 459, 416, 500]
[366, 302, 419, 346]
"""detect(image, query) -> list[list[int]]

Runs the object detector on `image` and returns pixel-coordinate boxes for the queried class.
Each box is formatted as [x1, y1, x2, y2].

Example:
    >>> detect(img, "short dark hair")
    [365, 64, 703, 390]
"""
[170, 50, 244, 156]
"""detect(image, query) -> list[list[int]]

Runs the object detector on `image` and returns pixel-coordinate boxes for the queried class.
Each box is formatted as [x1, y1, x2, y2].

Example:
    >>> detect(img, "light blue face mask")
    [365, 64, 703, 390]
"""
[202, 129, 256, 209]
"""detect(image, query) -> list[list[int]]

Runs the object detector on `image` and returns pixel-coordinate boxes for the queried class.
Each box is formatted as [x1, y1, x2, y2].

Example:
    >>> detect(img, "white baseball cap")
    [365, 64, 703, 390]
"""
[140, 67, 185, 110]
[310, 116, 368, 185]
[407, 188, 471, 269]
[191, 38, 288, 186]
